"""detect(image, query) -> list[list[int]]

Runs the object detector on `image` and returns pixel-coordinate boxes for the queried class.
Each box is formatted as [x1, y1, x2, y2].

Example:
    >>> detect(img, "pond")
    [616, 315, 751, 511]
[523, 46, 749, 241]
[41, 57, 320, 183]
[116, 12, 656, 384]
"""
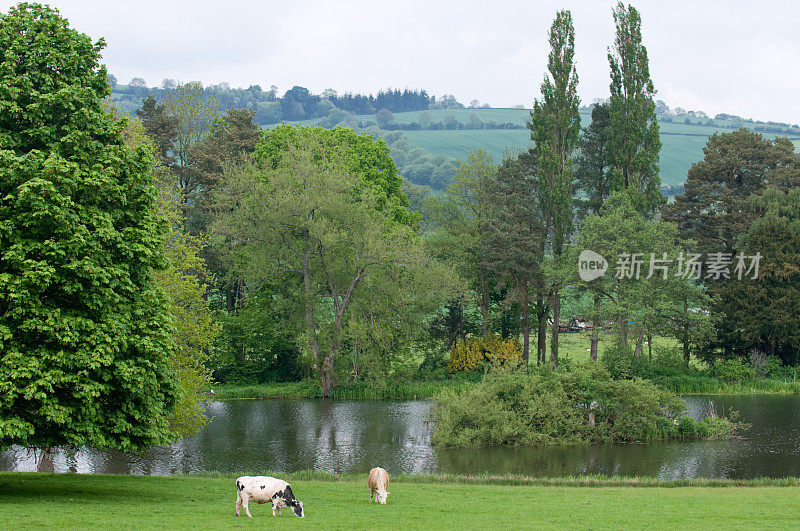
[3, 395, 800, 479]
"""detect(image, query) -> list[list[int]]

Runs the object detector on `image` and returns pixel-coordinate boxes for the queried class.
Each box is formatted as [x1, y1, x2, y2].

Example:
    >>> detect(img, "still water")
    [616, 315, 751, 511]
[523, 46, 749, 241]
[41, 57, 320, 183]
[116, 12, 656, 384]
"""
[3, 395, 800, 479]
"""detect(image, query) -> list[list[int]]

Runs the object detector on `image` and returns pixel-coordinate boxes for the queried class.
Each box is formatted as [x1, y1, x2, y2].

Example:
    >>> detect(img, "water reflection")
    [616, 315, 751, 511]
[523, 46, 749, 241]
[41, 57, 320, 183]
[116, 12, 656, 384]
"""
[3, 395, 800, 479]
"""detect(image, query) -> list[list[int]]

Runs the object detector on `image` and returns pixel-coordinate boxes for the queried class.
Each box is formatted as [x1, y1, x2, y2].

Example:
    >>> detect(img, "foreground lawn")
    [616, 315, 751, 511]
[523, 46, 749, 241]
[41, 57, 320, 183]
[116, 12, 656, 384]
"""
[2, 473, 800, 529]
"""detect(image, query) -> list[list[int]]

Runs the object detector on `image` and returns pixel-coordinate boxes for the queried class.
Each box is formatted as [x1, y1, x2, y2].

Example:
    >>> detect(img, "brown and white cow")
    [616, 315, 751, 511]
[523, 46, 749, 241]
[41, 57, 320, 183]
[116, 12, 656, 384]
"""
[367, 467, 390, 504]
[235, 476, 305, 518]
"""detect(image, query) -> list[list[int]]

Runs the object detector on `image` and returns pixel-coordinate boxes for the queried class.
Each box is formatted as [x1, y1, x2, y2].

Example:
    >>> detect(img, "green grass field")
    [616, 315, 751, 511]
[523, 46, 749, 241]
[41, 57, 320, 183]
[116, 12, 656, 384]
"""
[351, 108, 800, 187]
[400, 123, 733, 187]
[2, 473, 800, 529]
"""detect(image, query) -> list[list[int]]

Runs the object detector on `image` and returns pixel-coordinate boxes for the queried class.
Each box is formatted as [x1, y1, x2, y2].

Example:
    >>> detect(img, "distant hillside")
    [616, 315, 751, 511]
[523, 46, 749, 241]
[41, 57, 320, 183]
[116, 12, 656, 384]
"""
[354, 109, 800, 187]
[108, 80, 800, 190]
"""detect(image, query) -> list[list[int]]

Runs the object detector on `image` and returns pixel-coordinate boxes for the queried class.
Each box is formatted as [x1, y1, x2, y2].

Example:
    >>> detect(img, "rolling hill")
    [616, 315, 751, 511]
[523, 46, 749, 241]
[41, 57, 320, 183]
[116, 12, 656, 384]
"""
[356, 109, 800, 187]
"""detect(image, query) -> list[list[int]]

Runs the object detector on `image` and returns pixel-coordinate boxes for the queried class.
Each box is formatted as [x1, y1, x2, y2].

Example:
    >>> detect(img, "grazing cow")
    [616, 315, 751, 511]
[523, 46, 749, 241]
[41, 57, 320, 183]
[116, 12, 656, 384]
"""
[367, 467, 390, 505]
[235, 476, 305, 518]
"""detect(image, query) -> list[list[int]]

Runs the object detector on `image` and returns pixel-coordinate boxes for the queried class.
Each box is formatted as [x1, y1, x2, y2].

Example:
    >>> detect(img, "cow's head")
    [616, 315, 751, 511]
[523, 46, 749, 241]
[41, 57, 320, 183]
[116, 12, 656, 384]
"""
[291, 500, 304, 518]
[378, 491, 390, 505]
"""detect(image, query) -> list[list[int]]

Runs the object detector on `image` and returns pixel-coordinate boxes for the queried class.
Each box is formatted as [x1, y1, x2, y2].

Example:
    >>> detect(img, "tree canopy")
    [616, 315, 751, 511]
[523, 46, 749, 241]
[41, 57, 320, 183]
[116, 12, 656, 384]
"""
[255, 124, 419, 228]
[607, 2, 662, 215]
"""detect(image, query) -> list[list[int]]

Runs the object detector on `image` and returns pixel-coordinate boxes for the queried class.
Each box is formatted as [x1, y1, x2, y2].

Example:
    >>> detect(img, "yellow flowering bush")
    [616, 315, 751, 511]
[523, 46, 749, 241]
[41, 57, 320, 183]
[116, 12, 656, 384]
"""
[448, 336, 522, 373]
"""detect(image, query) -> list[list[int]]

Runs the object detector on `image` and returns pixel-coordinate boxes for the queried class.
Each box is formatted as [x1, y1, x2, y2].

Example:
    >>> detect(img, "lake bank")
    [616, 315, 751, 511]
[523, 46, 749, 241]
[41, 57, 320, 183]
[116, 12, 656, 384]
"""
[212, 376, 800, 401]
[3, 472, 800, 529]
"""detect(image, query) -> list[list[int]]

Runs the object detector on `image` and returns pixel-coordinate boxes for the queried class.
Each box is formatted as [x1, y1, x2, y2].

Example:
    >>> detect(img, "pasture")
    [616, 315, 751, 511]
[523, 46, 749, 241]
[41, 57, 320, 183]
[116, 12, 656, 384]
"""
[2, 472, 799, 529]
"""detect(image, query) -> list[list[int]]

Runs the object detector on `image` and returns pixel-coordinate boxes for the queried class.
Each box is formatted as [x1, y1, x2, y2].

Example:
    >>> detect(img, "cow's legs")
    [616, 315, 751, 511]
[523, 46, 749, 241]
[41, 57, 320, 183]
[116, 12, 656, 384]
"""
[272, 500, 278, 517]
[369, 490, 373, 502]
[235, 493, 241, 516]
[242, 497, 252, 518]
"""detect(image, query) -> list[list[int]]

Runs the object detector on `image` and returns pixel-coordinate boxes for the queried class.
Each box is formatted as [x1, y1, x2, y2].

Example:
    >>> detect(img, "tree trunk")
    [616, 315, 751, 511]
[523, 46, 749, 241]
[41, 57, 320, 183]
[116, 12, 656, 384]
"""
[633, 326, 645, 357]
[550, 287, 560, 369]
[521, 279, 530, 367]
[303, 249, 324, 391]
[647, 333, 652, 361]
[320, 353, 335, 398]
[590, 332, 599, 362]
[536, 294, 547, 365]
[479, 266, 490, 339]
[37, 448, 54, 473]
[619, 316, 628, 349]
[590, 293, 600, 362]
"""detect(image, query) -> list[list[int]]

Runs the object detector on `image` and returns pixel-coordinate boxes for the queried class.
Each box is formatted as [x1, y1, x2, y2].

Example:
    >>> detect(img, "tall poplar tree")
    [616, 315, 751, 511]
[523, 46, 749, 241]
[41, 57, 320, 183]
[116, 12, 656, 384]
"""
[530, 10, 581, 368]
[607, 2, 662, 215]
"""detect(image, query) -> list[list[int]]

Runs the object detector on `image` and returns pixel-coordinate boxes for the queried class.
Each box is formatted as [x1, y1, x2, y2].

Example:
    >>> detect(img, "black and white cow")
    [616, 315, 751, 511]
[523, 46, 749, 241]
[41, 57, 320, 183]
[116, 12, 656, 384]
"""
[235, 476, 305, 518]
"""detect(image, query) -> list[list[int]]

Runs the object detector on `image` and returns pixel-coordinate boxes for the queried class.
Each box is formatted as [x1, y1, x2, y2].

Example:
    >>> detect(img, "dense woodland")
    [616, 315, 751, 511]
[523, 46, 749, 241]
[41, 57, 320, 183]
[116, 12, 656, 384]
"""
[1, 3, 799, 453]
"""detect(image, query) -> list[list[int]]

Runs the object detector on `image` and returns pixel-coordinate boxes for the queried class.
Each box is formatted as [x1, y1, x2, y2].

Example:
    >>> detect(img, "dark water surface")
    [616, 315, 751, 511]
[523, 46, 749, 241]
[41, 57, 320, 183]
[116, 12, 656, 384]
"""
[3, 395, 800, 479]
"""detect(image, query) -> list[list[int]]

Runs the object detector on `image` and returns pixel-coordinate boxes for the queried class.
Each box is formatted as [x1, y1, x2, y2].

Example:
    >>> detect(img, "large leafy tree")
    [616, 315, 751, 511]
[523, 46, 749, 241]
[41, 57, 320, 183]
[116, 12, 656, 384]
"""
[109, 105, 220, 437]
[723, 189, 800, 363]
[663, 130, 800, 360]
[530, 10, 581, 367]
[186, 107, 261, 237]
[213, 139, 451, 397]
[161, 81, 219, 199]
[568, 193, 708, 358]
[0, 4, 178, 451]
[136, 95, 178, 164]
[607, 2, 662, 215]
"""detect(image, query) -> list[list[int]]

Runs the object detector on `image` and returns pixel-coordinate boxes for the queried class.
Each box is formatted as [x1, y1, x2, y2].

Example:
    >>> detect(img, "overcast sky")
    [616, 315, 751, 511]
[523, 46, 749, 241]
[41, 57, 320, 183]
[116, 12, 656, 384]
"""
[4, 0, 800, 123]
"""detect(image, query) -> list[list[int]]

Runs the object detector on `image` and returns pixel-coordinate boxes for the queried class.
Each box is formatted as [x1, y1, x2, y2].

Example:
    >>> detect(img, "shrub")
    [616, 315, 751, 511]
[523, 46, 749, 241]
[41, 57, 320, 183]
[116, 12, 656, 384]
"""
[448, 336, 522, 373]
[713, 358, 755, 384]
[651, 346, 689, 376]
[600, 344, 632, 379]
[432, 363, 742, 447]
[415, 350, 450, 381]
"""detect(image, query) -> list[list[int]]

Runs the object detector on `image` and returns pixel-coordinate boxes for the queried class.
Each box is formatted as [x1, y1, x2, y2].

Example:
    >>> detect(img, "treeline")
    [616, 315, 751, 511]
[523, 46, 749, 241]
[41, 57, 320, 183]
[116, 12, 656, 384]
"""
[419, 4, 800, 378]
[108, 76, 446, 124]
[329, 88, 432, 114]
[379, 113, 525, 131]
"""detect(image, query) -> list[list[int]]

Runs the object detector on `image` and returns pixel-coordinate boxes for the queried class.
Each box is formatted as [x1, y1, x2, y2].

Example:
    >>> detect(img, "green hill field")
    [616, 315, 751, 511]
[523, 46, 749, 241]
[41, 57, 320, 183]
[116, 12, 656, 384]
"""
[357, 109, 800, 187]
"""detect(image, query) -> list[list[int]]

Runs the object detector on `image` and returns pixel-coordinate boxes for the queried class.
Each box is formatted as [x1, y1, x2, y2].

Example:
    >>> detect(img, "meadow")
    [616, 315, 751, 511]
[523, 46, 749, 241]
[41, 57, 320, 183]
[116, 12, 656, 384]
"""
[2, 472, 800, 529]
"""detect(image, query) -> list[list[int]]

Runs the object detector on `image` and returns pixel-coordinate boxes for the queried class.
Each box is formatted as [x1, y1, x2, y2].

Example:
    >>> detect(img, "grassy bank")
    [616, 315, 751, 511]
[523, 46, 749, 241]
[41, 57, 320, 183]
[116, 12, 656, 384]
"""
[212, 375, 800, 401]
[213, 378, 474, 400]
[212, 374, 800, 401]
[3, 472, 800, 529]
[653, 375, 800, 395]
